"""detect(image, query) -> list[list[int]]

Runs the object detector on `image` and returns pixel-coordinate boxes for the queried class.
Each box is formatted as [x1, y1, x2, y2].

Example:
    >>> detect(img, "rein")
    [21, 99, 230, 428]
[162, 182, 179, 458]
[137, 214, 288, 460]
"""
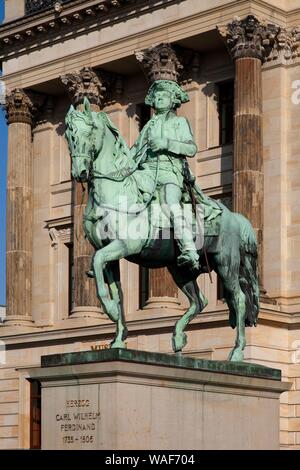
[83, 141, 160, 217]
[91, 141, 148, 182]
[74, 181, 88, 243]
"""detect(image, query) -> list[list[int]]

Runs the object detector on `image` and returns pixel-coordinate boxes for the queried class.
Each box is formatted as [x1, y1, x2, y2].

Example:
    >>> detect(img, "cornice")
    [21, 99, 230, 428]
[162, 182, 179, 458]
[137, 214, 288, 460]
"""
[1, 0, 137, 32]
[1, 306, 300, 347]
[0, 0, 177, 60]
[250, 0, 300, 19]
[1, 0, 300, 89]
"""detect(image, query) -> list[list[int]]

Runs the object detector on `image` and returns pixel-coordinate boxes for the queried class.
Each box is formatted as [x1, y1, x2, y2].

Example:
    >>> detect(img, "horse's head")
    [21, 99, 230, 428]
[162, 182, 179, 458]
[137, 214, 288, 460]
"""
[65, 98, 102, 182]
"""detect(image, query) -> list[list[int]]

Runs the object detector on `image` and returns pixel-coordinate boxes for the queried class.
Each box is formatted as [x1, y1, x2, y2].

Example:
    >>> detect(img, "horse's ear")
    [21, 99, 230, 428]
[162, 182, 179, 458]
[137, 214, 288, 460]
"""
[83, 97, 92, 118]
[69, 104, 75, 112]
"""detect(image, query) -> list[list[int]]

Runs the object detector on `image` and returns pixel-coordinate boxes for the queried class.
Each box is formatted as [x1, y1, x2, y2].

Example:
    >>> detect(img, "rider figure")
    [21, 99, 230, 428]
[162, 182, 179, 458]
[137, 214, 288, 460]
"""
[131, 79, 200, 270]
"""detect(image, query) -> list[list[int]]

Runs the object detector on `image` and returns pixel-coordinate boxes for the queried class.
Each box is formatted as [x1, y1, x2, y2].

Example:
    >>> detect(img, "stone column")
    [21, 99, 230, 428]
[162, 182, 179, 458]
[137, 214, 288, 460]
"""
[61, 67, 106, 317]
[4, 89, 35, 325]
[136, 44, 183, 310]
[146, 269, 179, 310]
[218, 16, 279, 286]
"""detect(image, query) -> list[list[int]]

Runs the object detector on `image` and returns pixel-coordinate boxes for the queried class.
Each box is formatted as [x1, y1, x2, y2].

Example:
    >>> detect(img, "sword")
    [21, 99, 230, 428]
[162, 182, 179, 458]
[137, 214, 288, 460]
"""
[183, 158, 213, 283]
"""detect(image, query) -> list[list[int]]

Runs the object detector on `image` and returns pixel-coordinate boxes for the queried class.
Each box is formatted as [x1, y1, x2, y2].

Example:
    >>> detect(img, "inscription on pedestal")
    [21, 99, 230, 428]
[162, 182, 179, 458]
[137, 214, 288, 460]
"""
[43, 384, 101, 449]
[56, 399, 100, 446]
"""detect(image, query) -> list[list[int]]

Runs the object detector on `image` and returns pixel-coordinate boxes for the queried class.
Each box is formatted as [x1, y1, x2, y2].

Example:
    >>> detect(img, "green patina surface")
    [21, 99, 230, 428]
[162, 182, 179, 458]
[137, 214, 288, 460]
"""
[64, 79, 260, 362]
[41, 348, 281, 381]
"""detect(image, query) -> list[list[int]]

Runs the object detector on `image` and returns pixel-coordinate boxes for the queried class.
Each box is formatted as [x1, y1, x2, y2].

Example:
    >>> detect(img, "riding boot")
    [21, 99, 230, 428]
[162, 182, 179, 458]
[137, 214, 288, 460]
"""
[170, 204, 199, 270]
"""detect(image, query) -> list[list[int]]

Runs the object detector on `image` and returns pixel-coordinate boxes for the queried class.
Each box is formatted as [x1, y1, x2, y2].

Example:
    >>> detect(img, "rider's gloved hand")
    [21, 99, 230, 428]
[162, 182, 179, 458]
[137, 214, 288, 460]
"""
[148, 138, 168, 152]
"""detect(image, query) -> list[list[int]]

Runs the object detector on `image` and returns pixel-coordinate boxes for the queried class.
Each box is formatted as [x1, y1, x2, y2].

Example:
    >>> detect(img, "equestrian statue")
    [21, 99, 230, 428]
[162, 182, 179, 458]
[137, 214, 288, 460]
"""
[64, 45, 259, 362]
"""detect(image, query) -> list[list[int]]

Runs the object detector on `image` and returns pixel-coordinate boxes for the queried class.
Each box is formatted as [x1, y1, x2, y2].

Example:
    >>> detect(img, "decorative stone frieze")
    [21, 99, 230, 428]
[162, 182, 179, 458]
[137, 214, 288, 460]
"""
[25, 0, 69, 16]
[0, 0, 151, 56]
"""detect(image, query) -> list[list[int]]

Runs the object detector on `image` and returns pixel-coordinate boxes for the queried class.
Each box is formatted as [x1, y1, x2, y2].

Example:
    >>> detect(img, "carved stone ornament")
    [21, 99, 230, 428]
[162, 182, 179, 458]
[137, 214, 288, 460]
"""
[54, 1, 63, 14]
[48, 226, 72, 248]
[218, 15, 280, 62]
[25, 0, 67, 15]
[135, 43, 183, 83]
[266, 27, 300, 62]
[5, 88, 35, 125]
[60, 67, 106, 108]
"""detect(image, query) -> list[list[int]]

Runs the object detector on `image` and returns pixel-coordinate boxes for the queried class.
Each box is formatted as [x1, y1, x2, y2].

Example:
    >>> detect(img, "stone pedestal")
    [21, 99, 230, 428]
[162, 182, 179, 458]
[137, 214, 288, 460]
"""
[29, 349, 289, 450]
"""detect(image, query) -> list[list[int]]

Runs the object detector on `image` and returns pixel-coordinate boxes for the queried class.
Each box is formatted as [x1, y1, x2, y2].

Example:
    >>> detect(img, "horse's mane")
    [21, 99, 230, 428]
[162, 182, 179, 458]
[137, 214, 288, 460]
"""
[65, 104, 135, 183]
[65, 106, 134, 171]
[65, 108, 93, 128]
[95, 112, 133, 174]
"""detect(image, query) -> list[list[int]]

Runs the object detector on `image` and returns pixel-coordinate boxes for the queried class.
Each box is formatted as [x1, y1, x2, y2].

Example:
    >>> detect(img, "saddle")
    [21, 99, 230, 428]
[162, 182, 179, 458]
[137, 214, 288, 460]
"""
[132, 158, 223, 239]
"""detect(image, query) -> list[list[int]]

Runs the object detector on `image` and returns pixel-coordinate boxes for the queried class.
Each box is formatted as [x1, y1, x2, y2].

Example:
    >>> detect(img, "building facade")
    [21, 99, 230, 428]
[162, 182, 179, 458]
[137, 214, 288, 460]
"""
[0, 306, 5, 323]
[0, 0, 300, 449]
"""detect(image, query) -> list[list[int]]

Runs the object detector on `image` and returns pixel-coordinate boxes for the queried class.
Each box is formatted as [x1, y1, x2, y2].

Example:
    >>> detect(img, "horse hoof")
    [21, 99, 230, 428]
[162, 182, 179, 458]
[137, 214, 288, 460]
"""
[172, 332, 187, 353]
[110, 340, 126, 349]
[228, 349, 244, 362]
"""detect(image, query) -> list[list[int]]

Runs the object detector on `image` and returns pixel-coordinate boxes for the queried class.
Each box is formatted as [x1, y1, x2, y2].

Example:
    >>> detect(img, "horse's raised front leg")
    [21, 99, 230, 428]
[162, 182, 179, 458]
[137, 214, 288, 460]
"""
[168, 267, 208, 353]
[93, 240, 130, 349]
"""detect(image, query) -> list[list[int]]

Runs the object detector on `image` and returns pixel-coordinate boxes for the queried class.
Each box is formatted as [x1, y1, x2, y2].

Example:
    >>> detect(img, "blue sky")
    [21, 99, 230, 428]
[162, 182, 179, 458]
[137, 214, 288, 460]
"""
[0, 0, 7, 305]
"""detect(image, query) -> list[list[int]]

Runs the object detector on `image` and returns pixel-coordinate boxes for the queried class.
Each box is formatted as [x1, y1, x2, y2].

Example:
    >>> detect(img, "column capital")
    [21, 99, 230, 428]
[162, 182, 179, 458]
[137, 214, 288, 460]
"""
[135, 43, 183, 83]
[265, 27, 300, 64]
[218, 15, 280, 62]
[60, 67, 106, 108]
[5, 88, 35, 125]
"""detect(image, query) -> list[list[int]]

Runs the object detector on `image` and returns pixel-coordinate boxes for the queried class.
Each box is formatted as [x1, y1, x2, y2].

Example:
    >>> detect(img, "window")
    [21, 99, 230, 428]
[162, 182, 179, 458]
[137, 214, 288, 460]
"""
[30, 380, 41, 449]
[218, 81, 234, 146]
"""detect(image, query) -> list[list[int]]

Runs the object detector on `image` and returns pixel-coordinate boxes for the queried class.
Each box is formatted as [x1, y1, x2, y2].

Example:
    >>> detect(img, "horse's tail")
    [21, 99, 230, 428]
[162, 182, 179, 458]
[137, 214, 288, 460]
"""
[235, 213, 260, 326]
